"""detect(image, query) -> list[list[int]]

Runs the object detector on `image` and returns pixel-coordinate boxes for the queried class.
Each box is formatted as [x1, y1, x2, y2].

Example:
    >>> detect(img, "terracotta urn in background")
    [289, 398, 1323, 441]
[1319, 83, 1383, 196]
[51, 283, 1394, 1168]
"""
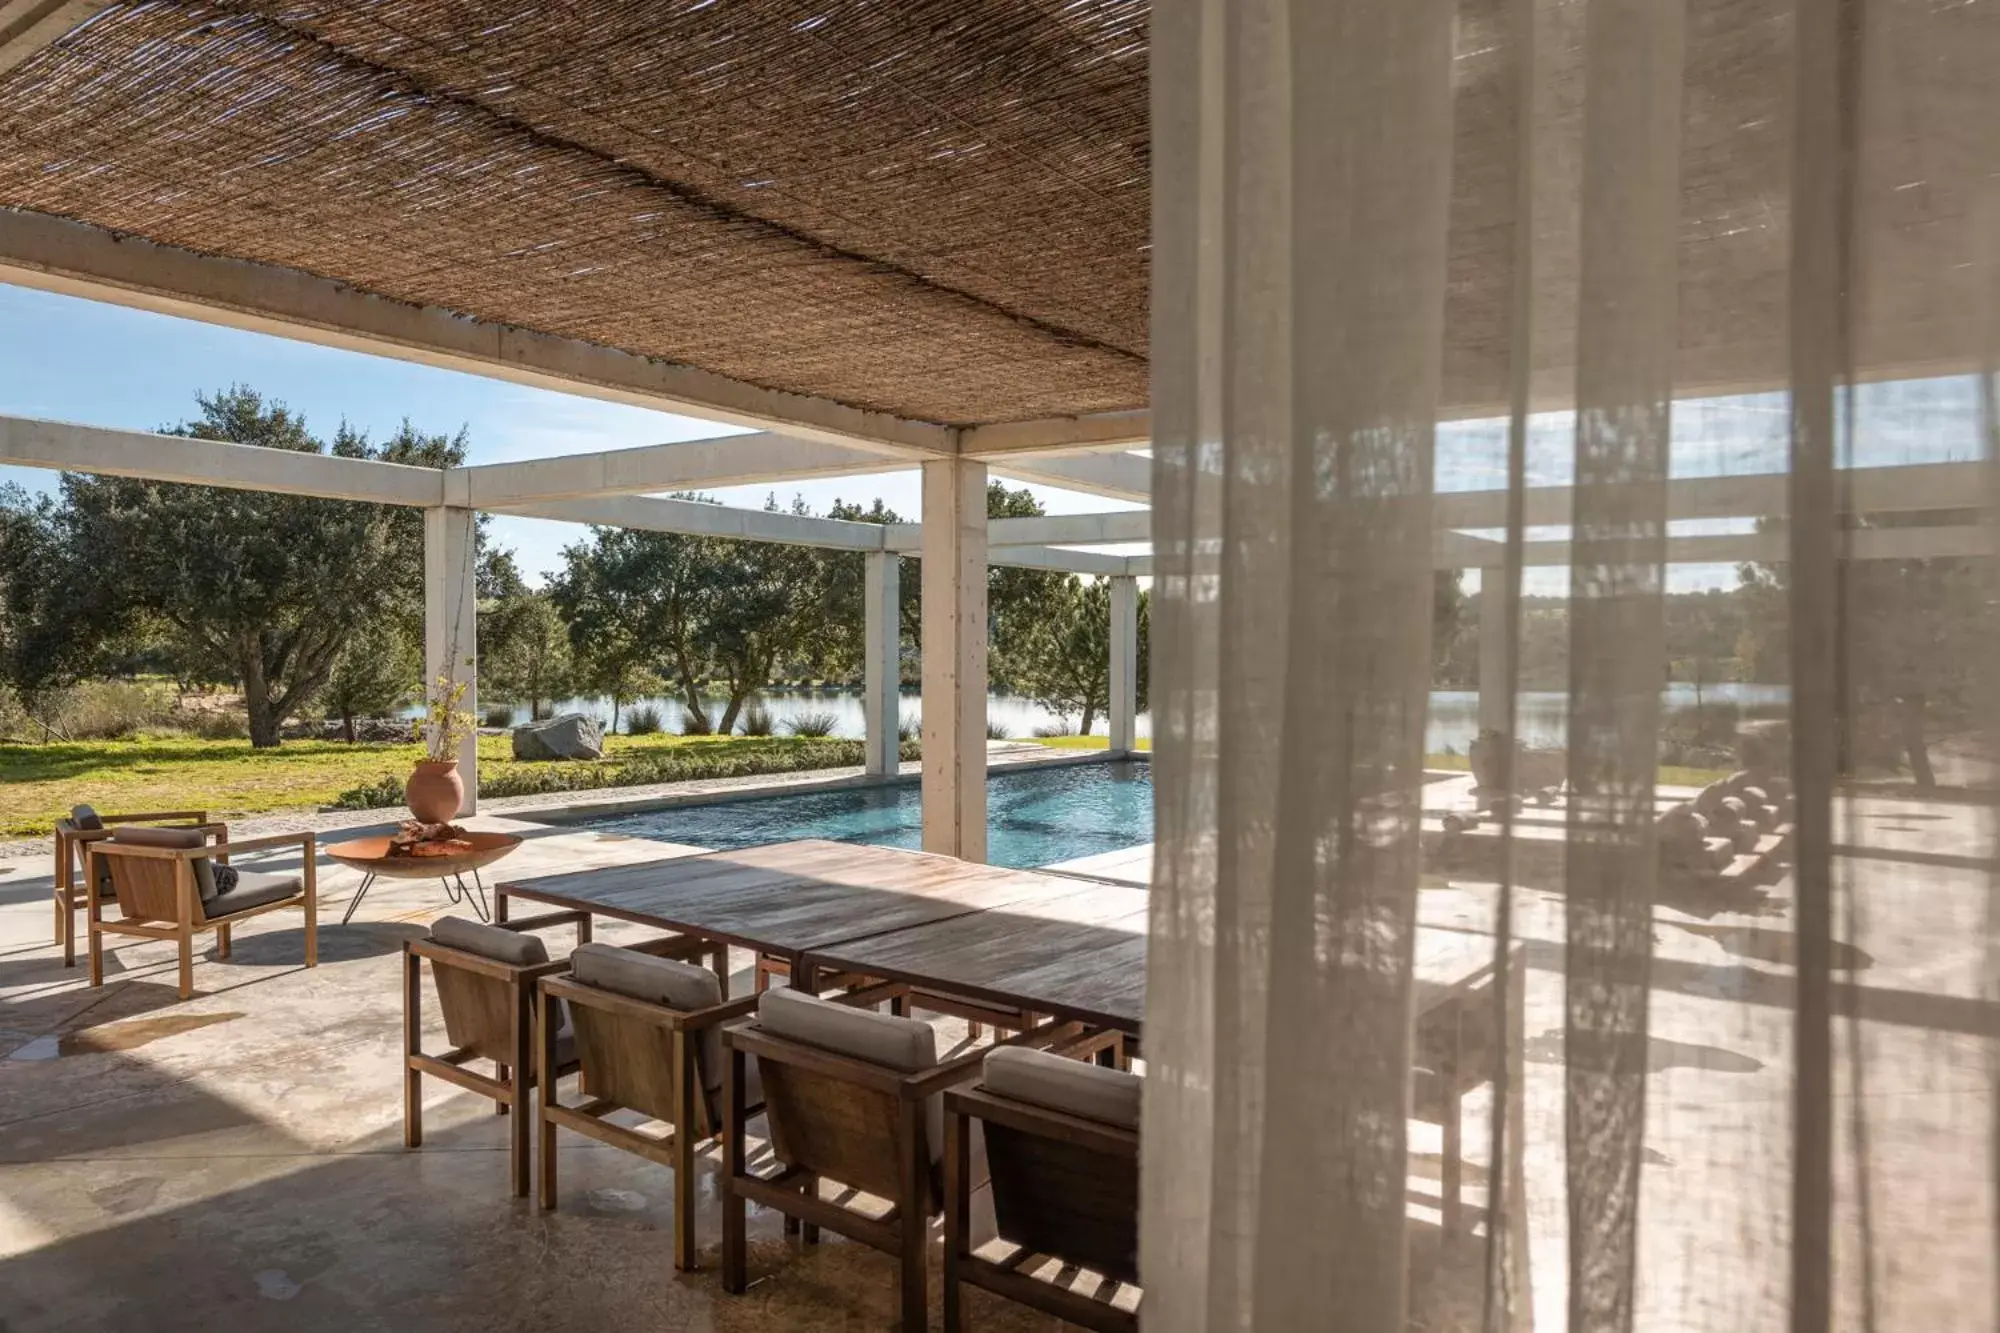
[406, 760, 464, 824]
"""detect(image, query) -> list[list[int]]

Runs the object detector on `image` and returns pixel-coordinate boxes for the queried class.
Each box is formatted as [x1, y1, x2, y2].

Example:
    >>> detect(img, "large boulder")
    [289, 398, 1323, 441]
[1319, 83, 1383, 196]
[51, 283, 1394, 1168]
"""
[511, 713, 605, 761]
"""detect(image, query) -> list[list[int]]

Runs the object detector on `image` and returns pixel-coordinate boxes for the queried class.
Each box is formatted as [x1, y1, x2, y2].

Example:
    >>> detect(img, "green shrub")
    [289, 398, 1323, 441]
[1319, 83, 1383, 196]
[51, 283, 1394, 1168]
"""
[897, 713, 919, 743]
[738, 702, 775, 736]
[483, 705, 516, 729]
[626, 704, 664, 736]
[986, 719, 1012, 740]
[480, 738, 868, 800]
[330, 772, 406, 810]
[1031, 720, 1074, 738]
[783, 710, 840, 738]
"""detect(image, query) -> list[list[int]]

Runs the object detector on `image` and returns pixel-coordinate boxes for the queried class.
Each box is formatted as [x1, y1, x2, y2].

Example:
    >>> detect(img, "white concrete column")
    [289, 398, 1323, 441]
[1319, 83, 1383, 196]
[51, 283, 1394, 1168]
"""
[863, 550, 901, 777]
[1476, 570, 1512, 738]
[424, 505, 479, 814]
[1108, 574, 1139, 753]
[920, 458, 988, 861]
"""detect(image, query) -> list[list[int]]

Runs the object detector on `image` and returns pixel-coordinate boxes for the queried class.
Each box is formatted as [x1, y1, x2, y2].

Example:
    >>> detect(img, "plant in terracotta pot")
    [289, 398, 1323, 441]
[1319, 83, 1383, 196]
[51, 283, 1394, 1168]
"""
[408, 671, 475, 825]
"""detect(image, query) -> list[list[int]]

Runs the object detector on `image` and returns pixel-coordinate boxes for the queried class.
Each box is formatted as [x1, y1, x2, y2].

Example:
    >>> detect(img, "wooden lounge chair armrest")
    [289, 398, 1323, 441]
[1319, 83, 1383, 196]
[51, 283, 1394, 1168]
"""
[1052, 1027, 1127, 1063]
[206, 831, 316, 858]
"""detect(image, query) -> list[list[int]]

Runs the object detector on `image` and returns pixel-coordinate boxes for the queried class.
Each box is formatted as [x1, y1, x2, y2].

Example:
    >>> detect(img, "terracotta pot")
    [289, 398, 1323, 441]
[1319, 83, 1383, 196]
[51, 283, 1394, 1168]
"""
[406, 759, 464, 824]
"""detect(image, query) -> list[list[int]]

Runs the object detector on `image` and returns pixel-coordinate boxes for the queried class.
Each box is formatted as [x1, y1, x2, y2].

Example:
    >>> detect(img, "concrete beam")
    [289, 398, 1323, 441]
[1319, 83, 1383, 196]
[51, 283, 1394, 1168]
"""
[993, 452, 1152, 502]
[1123, 522, 1996, 575]
[424, 506, 479, 814]
[863, 551, 901, 777]
[983, 545, 1131, 577]
[0, 413, 445, 505]
[499, 494, 890, 551]
[980, 511, 1151, 548]
[0, 0, 107, 76]
[447, 433, 891, 507]
[0, 209, 952, 458]
[1434, 462, 1987, 530]
[1108, 575, 1139, 753]
[920, 459, 989, 862]
[962, 411, 1152, 457]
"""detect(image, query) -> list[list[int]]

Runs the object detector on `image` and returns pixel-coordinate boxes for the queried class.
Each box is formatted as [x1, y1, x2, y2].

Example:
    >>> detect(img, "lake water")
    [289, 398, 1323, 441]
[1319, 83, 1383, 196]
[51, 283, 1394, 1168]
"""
[489, 682, 1786, 753]
[576, 759, 1156, 870]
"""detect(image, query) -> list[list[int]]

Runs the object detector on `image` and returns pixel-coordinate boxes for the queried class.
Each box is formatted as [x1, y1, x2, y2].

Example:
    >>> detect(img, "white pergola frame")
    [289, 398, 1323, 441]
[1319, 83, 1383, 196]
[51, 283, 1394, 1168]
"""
[6, 403, 1985, 860]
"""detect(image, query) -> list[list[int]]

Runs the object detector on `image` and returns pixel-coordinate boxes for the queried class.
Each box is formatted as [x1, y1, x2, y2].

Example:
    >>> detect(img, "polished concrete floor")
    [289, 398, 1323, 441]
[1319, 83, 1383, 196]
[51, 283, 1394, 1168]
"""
[2, 796, 1992, 1331]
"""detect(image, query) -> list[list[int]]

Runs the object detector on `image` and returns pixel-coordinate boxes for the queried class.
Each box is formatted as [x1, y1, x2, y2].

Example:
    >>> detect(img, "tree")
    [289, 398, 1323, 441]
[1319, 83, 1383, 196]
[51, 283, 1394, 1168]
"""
[320, 621, 419, 741]
[483, 591, 574, 721]
[1014, 578, 1151, 736]
[58, 387, 461, 747]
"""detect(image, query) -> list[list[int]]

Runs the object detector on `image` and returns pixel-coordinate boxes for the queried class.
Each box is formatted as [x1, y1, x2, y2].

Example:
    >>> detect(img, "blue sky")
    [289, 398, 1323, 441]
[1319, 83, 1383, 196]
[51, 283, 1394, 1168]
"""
[0, 284, 1137, 584]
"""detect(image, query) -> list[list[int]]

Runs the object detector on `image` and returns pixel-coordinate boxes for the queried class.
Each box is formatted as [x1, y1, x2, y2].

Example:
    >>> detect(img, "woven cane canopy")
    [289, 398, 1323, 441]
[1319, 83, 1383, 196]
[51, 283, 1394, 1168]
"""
[0, 1, 1987, 427]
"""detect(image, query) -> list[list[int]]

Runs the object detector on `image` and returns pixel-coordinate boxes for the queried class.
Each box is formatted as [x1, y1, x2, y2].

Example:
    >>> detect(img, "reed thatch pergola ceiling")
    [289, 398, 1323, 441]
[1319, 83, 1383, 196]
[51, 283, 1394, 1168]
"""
[0, 0, 1990, 433]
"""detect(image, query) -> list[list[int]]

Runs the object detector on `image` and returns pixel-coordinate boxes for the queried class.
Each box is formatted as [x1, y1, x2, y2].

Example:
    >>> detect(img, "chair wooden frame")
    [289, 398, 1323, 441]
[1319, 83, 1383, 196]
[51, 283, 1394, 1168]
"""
[53, 810, 221, 968]
[402, 909, 591, 1197]
[754, 954, 1041, 1041]
[536, 935, 751, 1271]
[84, 830, 313, 1000]
[721, 985, 1087, 1331]
[942, 1076, 1141, 1333]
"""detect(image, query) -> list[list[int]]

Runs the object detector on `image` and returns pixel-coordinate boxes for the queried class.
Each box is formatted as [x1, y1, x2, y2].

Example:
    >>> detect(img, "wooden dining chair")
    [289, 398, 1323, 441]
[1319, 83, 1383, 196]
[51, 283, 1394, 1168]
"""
[83, 825, 312, 1000]
[942, 1046, 1143, 1332]
[403, 910, 591, 1197]
[721, 984, 1084, 1331]
[536, 937, 751, 1270]
[754, 955, 1039, 1041]
[54, 805, 223, 968]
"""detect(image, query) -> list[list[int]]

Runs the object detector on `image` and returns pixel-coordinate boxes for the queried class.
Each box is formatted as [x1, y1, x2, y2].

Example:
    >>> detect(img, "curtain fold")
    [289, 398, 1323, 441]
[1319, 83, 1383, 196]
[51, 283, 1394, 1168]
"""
[1143, 0, 2000, 1328]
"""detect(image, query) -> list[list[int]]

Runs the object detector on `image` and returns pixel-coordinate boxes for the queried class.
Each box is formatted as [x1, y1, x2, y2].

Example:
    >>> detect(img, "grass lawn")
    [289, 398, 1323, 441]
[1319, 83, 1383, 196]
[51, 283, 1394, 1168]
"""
[1025, 735, 1152, 752]
[0, 732, 863, 838]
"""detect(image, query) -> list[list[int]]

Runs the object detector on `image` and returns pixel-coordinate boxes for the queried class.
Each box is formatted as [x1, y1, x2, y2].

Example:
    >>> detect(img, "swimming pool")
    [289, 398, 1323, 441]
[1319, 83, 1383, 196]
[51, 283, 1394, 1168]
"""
[575, 759, 1153, 870]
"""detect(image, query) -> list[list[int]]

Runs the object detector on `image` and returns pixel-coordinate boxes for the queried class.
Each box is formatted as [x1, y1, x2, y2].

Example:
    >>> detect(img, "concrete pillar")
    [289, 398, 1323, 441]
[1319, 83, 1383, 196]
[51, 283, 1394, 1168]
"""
[1108, 574, 1139, 753]
[424, 505, 479, 814]
[863, 550, 901, 777]
[920, 459, 988, 861]
[1476, 569, 1512, 738]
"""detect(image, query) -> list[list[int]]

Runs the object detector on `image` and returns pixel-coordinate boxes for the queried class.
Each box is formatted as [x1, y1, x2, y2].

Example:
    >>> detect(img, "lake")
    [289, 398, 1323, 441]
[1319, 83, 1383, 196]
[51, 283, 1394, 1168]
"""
[485, 681, 1787, 753]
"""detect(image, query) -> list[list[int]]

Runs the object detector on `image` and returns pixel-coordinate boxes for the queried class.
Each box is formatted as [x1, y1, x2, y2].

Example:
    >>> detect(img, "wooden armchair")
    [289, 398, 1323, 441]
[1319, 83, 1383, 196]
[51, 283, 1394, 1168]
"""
[403, 910, 592, 1197]
[754, 954, 1040, 1041]
[537, 937, 750, 1269]
[83, 826, 313, 1000]
[53, 805, 223, 967]
[721, 984, 1084, 1331]
[942, 1045, 1143, 1332]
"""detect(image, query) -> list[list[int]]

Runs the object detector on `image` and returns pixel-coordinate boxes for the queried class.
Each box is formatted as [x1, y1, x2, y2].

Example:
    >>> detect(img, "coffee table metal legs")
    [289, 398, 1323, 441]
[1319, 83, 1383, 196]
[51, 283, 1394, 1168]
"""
[342, 868, 491, 926]
[342, 873, 379, 926]
[444, 868, 492, 922]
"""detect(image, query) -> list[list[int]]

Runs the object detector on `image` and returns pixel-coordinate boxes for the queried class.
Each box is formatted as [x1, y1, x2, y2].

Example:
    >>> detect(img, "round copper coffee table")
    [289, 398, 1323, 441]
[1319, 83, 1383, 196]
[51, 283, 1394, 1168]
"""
[325, 831, 522, 925]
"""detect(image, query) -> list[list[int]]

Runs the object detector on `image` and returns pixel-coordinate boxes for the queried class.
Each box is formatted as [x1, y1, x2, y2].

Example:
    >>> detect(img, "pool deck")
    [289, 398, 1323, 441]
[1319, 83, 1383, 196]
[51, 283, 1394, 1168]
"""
[2, 786, 1990, 1329]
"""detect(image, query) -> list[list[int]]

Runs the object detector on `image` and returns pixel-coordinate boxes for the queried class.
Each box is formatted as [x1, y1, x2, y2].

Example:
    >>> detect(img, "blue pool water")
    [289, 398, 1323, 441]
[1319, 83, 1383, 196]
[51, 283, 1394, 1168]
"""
[577, 760, 1154, 870]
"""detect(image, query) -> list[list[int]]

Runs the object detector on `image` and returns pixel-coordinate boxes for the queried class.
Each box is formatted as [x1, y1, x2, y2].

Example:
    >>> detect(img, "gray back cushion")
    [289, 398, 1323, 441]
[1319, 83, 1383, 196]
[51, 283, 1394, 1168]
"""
[759, 986, 942, 1158]
[431, 915, 550, 967]
[571, 942, 727, 1091]
[109, 825, 218, 902]
[70, 804, 104, 831]
[983, 1046, 1143, 1129]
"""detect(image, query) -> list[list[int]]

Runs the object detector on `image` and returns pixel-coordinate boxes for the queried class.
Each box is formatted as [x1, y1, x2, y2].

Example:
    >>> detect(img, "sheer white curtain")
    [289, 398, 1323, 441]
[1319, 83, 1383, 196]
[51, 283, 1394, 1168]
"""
[1142, 0, 1999, 1329]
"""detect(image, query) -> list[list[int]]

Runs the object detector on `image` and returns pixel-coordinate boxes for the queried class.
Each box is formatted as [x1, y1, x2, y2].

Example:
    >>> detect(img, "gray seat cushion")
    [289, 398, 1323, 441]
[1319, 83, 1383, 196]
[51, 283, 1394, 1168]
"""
[204, 870, 303, 920]
[759, 986, 942, 1159]
[983, 1046, 1143, 1128]
[570, 942, 741, 1111]
[110, 825, 219, 902]
[431, 915, 550, 967]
